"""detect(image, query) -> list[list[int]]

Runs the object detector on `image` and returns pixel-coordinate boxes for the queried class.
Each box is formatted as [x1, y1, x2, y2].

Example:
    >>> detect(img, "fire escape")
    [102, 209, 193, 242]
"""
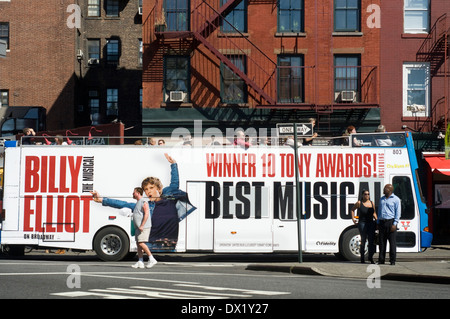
[143, 0, 379, 126]
[417, 13, 450, 132]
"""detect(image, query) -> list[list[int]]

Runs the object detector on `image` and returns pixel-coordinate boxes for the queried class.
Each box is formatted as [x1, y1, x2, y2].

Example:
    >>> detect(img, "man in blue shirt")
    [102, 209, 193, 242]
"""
[377, 184, 401, 265]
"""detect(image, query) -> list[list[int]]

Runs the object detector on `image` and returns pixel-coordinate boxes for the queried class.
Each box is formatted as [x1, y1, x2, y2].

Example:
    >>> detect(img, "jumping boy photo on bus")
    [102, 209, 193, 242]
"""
[90, 153, 196, 253]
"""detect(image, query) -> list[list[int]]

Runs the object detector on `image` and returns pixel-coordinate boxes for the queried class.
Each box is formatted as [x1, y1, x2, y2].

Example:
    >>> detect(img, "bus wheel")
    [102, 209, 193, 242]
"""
[340, 228, 366, 262]
[93, 227, 129, 262]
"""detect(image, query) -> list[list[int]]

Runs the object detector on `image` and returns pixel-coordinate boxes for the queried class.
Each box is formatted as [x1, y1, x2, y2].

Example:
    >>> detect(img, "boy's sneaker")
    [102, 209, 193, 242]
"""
[132, 261, 145, 269]
[146, 259, 158, 268]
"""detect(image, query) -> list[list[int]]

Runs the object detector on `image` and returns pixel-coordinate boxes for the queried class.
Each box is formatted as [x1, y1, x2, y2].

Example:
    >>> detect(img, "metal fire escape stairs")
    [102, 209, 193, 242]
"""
[154, 0, 276, 106]
[417, 13, 450, 131]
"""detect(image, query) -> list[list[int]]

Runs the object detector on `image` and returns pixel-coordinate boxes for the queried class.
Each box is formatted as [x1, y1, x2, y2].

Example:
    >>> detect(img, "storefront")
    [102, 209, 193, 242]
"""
[424, 154, 450, 244]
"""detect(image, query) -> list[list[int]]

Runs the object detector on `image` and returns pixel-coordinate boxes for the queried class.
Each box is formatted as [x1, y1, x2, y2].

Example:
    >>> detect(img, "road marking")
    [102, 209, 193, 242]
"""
[52, 284, 290, 299]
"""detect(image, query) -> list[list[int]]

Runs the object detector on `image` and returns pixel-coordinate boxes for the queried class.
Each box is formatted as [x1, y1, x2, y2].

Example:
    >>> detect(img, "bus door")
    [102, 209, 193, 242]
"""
[185, 181, 214, 251]
[185, 181, 273, 253]
[391, 175, 420, 251]
[272, 183, 305, 251]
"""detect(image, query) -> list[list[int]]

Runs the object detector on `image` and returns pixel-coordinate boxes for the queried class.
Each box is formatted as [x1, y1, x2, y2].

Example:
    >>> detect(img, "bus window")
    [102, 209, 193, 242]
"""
[392, 176, 415, 220]
[353, 133, 406, 147]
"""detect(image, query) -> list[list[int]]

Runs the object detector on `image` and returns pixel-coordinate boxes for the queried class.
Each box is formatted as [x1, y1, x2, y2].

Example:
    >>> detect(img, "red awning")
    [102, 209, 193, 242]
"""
[425, 156, 450, 176]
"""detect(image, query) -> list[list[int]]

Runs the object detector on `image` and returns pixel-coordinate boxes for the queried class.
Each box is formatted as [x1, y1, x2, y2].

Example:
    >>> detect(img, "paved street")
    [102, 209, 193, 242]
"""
[0, 251, 449, 306]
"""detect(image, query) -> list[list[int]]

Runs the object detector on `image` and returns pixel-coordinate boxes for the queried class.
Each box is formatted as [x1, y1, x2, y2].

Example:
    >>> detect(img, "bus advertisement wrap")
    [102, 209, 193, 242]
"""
[0, 133, 431, 261]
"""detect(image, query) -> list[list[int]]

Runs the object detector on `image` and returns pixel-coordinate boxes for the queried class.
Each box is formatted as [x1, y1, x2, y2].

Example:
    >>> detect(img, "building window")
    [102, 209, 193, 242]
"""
[334, 0, 360, 32]
[164, 56, 190, 101]
[278, 0, 304, 33]
[0, 22, 9, 49]
[88, 0, 101, 17]
[334, 55, 360, 102]
[87, 39, 100, 65]
[106, 88, 119, 116]
[106, 0, 120, 17]
[221, 55, 247, 104]
[404, 0, 429, 33]
[403, 62, 430, 117]
[0, 90, 8, 107]
[139, 39, 143, 66]
[165, 0, 189, 31]
[221, 0, 247, 33]
[106, 39, 120, 64]
[88, 90, 100, 115]
[277, 55, 304, 103]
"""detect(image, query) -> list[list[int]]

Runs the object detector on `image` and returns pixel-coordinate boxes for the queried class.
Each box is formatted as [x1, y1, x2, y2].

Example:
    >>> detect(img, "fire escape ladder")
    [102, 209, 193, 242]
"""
[194, 0, 244, 39]
[193, 31, 276, 105]
[146, 0, 277, 106]
[417, 13, 449, 131]
[417, 13, 449, 76]
[191, 0, 277, 105]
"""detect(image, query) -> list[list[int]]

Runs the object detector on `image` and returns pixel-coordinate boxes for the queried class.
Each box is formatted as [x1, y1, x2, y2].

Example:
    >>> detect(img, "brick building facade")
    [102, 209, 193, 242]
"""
[380, 0, 449, 134]
[0, 0, 76, 131]
[74, 0, 143, 136]
[142, 0, 381, 137]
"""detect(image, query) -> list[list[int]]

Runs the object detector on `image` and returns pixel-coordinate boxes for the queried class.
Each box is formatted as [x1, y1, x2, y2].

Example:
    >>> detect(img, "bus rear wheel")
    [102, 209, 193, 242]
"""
[339, 227, 367, 262]
[93, 227, 129, 262]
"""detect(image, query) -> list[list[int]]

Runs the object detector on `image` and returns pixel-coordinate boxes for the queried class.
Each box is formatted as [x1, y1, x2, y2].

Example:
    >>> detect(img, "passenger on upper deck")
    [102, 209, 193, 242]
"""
[374, 124, 393, 146]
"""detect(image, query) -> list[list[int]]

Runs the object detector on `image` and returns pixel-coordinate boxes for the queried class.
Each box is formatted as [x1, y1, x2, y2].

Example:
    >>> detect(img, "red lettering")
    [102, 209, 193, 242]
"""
[346, 154, 354, 177]
[25, 157, 40, 192]
[363, 154, 372, 177]
[81, 196, 92, 232]
[24, 195, 34, 231]
[59, 156, 70, 193]
[46, 195, 56, 232]
[35, 196, 43, 232]
[65, 196, 80, 233]
[68, 156, 82, 192]
[49, 156, 58, 192]
[41, 157, 48, 193]
[57, 195, 64, 232]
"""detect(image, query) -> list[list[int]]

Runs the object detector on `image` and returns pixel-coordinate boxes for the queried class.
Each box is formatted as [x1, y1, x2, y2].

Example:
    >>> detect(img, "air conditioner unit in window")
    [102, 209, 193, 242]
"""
[169, 91, 186, 102]
[88, 58, 100, 65]
[340, 90, 356, 102]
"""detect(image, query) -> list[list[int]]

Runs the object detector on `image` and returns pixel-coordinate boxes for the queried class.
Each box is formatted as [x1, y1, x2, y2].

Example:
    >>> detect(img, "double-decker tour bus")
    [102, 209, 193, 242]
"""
[0, 132, 432, 261]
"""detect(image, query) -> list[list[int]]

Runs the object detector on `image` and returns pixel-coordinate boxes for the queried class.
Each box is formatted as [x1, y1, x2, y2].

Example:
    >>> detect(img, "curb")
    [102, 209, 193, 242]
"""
[246, 264, 450, 285]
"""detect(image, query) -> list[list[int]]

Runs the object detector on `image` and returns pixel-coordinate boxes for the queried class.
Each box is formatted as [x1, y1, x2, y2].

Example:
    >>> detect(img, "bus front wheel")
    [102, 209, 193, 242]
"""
[93, 227, 130, 262]
[339, 227, 367, 262]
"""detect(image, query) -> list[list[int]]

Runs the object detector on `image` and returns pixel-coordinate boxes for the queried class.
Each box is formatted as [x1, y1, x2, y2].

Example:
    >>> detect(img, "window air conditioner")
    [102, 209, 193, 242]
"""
[169, 91, 186, 102]
[77, 50, 84, 60]
[88, 58, 100, 65]
[340, 90, 356, 102]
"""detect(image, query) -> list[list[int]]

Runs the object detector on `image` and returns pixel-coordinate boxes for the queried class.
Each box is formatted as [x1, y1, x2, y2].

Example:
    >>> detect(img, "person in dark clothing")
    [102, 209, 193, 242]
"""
[351, 189, 377, 263]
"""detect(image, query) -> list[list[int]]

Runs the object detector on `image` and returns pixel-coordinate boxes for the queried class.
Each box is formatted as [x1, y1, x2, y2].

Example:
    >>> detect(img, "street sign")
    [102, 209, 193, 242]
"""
[0, 40, 6, 58]
[276, 123, 313, 137]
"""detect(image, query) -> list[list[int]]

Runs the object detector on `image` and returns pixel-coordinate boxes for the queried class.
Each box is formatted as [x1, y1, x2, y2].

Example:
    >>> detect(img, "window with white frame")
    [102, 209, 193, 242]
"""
[403, 62, 430, 117]
[87, 39, 100, 60]
[88, 0, 101, 17]
[404, 0, 430, 33]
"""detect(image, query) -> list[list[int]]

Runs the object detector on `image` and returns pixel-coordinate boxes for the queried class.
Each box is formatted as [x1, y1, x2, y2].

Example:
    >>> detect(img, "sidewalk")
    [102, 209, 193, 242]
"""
[247, 246, 450, 285]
